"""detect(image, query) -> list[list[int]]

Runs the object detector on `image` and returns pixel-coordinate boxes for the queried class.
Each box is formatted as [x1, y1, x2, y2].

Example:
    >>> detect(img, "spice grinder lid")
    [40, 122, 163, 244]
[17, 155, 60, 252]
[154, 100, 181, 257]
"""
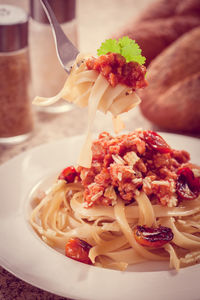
[30, 0, 76, 24]
[0, 4, 28, 52]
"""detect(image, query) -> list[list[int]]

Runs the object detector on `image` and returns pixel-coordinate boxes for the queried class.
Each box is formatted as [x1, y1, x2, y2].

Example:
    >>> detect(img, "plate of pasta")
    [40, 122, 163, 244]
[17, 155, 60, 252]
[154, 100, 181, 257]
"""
[1, 37, 199, 300]
[0, 131, 200, 300]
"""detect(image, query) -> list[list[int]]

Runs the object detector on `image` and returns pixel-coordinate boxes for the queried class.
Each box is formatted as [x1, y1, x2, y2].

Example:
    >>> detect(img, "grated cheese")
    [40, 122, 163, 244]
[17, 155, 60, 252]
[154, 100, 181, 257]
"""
[124, 151, 140, 166]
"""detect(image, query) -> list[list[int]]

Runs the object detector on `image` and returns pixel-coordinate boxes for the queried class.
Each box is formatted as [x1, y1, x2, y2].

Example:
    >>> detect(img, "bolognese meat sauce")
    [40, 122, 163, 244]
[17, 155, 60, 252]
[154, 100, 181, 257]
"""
[86, 53, 147, 89]
[75, 130, 199, 208]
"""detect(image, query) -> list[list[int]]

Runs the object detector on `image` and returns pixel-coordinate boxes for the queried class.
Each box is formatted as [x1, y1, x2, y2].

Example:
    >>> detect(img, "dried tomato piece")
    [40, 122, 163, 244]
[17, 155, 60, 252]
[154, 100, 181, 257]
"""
[176, 167, 200, 201]
[65, 238, 92, 265]
[58, 166, 78, 183]
[133, 225, 173, 247]
[143, 130, 172, 154]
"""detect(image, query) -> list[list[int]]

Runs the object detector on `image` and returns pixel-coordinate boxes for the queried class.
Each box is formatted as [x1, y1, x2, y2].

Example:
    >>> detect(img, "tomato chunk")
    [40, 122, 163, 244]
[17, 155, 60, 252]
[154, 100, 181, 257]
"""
[143, 130, 172, 154]
[65, 238, 92, 265]
[58, 166, 78, 183]
[134, 225, 173, 247]
[176, 167, 200, 201]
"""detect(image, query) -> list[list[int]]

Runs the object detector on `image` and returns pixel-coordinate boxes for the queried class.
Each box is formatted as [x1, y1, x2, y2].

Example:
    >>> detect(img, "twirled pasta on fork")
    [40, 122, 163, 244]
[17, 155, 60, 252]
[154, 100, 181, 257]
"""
[33, 37, 147, 167]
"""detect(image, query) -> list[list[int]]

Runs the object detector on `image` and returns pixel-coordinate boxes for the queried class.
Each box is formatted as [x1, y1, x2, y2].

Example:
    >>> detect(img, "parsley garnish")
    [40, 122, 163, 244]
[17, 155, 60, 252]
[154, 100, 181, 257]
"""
[97, 36, 146, 65]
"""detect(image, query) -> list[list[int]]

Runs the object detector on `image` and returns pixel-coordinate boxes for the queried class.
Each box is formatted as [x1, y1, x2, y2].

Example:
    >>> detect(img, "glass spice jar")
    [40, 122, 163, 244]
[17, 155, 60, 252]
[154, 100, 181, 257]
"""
[0, 4, 33, 144]
[29, 0, 78, 113]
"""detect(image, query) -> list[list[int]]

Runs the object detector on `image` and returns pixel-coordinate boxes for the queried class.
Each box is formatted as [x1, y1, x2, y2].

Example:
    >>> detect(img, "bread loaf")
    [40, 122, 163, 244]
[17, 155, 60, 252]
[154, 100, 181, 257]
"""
[115, 0, 200, 65]
[139, 27, 200, 133]
[134, 0, 200, 22]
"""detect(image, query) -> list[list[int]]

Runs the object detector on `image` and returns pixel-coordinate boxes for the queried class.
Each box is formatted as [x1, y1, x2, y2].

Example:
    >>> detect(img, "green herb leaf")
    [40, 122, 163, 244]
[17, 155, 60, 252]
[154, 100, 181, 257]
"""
[132, 55, 146, 65]
[97, 36, 146, 65]
[97, 39, 120, 56]
[121, 44, 146, 64]
[118, 36, 138, 50]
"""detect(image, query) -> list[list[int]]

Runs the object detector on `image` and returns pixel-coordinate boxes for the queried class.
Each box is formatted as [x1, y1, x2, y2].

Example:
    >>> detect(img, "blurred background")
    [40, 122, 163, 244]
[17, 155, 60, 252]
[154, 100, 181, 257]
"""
[0, 0, 155, 51]
[0, 0, 199, 151]
[0, 0, 199, 298]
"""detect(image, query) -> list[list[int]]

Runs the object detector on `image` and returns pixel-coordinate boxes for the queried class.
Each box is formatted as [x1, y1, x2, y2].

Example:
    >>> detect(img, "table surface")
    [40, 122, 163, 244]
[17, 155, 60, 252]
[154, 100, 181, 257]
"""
[0, 0, 199, 299]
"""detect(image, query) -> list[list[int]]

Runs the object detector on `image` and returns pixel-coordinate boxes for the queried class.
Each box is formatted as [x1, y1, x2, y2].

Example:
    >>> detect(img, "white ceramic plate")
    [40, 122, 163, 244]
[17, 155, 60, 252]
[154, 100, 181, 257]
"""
[0, 133, 200, 300]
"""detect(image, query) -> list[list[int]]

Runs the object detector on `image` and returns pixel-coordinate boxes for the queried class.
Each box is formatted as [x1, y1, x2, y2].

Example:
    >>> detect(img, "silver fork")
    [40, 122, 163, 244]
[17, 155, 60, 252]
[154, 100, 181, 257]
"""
[40, 0, 79, 74]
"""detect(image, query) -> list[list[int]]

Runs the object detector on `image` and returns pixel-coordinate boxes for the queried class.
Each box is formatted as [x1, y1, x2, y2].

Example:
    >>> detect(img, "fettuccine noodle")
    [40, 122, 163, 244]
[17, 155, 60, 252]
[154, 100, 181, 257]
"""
[30, 179, 200, 270]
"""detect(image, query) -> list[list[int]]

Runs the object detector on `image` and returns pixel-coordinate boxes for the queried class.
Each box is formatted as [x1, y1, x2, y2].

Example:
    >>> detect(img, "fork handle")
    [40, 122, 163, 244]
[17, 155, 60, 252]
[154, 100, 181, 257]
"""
[40, 0, 79, 73]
